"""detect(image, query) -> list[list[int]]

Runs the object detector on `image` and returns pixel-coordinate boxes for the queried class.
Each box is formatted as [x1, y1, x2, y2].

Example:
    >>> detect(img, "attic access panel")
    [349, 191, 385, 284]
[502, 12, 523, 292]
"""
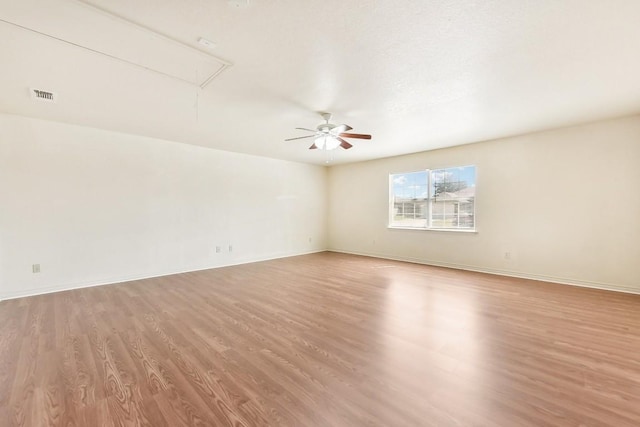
[0, 0, 231, 88]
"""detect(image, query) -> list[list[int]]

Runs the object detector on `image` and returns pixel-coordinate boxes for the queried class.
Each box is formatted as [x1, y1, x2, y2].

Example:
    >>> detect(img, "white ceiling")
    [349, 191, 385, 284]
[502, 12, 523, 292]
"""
[2, 0, 640, 165]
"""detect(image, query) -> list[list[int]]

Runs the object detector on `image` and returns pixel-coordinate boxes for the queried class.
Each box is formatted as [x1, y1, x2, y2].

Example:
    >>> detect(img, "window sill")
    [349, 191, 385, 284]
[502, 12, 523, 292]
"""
[388, 226, 477, 233]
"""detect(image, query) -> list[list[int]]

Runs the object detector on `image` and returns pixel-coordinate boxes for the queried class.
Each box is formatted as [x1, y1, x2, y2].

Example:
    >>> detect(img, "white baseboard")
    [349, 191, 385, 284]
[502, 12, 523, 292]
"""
[4, 248, 636, 301]
[329, 248, 640, 295]
[0, 249, 326, 301]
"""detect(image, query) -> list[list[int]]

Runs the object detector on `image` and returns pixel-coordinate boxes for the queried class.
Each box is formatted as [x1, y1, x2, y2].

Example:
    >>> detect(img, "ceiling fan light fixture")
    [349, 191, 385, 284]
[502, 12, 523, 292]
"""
[315, 135, 340, 150]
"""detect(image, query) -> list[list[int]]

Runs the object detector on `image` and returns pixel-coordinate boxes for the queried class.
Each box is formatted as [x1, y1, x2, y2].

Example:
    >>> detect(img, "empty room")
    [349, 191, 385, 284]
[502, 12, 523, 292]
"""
[1, 0, 639, 426]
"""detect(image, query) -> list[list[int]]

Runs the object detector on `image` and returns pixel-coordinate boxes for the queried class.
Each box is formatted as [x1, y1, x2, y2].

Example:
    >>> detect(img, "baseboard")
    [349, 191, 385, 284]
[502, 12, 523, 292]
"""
[4, 248, 637, 301]
[329, 248, 640, 295]
[0, 249, 326, 301]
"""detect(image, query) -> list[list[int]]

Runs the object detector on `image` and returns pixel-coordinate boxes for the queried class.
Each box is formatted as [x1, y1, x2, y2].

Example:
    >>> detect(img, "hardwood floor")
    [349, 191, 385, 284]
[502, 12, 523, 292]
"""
[1, 252, 640, 426]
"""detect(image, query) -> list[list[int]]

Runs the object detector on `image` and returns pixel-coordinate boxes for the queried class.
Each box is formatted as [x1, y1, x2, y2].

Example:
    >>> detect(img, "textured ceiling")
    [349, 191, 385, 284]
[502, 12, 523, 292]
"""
[1, 0, 640, 165]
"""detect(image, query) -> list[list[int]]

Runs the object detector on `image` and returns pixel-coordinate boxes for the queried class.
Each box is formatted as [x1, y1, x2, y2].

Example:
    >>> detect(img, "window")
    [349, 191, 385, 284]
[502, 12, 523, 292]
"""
[389, 165, 476, 230]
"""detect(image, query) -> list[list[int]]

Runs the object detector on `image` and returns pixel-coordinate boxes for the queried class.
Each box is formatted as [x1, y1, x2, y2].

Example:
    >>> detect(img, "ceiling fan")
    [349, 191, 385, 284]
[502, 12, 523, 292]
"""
[285, 112, 372, 150]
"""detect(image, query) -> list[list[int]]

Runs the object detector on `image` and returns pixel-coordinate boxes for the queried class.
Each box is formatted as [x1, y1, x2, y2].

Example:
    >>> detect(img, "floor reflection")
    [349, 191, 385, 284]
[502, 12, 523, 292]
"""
[375, 274, 491, 412]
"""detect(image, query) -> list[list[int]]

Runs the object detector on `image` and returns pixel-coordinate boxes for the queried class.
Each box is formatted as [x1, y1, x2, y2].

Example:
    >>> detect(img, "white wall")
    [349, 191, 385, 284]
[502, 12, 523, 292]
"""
[3, 113, 639, 299]
[328, 115, 640, 293]
[0, 114, 327, 299]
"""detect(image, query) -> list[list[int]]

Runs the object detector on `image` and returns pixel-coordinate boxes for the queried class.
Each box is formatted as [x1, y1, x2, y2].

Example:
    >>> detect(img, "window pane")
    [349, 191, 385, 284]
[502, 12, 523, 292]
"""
[390, 166, 475, 230]
[390, 171, 428, 228]
[430, 166, 476, 229]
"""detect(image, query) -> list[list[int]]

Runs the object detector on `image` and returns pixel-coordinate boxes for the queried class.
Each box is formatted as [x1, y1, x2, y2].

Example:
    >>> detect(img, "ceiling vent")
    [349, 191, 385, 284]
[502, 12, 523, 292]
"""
[30, 88, 57, 103]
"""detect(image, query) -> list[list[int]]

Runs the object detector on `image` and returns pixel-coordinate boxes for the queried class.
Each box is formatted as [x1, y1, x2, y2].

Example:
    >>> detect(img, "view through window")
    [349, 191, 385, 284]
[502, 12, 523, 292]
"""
[389, 165, 476, 230]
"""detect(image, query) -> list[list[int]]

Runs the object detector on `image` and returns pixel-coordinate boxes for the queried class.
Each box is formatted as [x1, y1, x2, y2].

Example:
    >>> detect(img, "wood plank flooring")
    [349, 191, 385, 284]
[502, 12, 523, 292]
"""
[1, 252, 640, 426]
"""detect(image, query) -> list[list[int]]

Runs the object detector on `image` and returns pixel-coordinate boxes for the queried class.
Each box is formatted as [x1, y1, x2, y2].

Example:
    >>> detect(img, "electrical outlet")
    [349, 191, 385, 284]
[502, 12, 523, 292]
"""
[228, 245, 233, 252]
[504, 252, 511, 260]
[215, 246, 221, 253]
[32, 264, 41, 273]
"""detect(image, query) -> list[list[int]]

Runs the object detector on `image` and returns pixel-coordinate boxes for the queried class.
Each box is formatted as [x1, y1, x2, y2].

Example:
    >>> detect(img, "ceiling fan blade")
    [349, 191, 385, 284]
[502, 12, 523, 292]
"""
[331, 124, 353, 134]
[285, 135, 316, 141]
[309, 143, 318, 149]
[295, 127, 318, 133]
[337, 137, 353, 149]
[339, 133, 372, 140]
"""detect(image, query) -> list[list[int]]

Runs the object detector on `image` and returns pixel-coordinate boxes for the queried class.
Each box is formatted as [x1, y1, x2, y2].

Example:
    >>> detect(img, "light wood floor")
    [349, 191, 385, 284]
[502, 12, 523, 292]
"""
[1, 252, 640, 426]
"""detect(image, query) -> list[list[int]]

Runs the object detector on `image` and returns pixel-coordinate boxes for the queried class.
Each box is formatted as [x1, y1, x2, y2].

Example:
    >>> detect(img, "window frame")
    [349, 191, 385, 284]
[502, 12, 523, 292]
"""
[388, 165, 477, 232]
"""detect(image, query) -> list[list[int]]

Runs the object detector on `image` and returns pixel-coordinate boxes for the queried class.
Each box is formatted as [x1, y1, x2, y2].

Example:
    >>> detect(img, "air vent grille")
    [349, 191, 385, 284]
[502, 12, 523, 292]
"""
[30, 88, 57, 103]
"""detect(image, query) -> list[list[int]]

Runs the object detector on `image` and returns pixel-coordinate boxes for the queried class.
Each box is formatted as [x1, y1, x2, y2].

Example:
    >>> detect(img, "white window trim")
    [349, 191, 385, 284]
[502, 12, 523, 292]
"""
[387, 226, 478, 233]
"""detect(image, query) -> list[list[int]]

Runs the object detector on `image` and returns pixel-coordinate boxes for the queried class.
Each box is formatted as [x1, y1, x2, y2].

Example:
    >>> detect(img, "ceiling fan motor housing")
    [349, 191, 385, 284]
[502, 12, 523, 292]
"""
[317, 123, 336, 133]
